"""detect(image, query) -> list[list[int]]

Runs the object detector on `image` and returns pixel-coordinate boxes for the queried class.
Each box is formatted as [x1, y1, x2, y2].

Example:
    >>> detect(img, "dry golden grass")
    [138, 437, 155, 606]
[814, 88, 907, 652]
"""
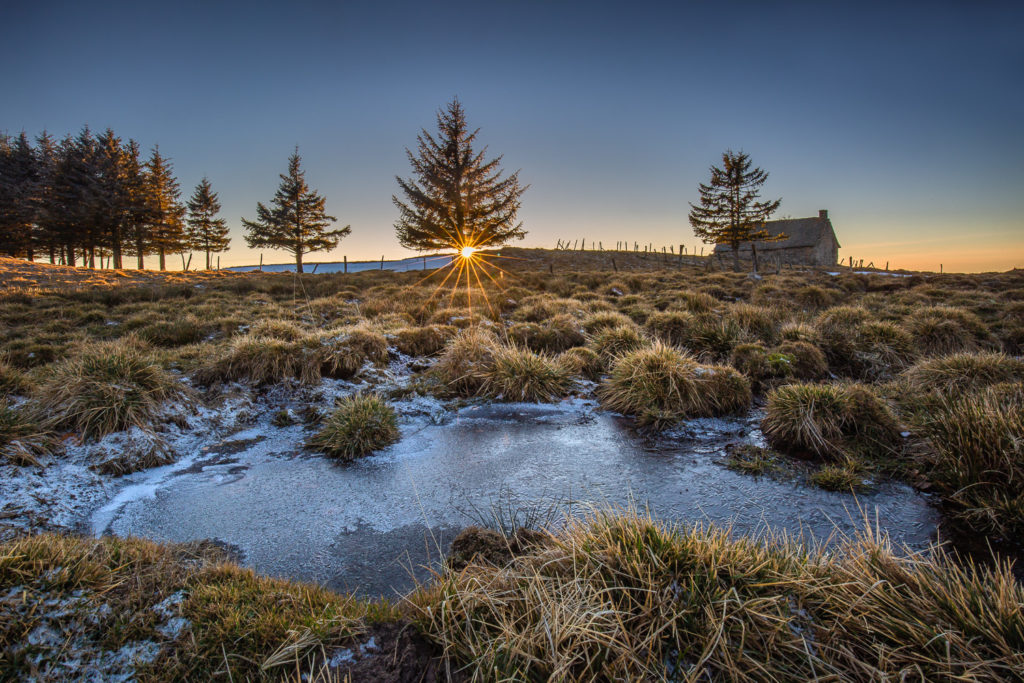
[413, 508, 1024, 681]
[37, 336, 190, 440]
[599, 342, 751, 428]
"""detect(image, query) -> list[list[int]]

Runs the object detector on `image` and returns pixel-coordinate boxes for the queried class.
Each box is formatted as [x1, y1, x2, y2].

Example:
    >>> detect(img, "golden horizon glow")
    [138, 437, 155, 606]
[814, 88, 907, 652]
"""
[460, 246, 478, 259]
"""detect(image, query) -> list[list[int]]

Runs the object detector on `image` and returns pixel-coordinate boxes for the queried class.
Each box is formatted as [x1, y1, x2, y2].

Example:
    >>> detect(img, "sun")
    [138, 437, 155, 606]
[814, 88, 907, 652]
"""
[460, 245, 478, 259]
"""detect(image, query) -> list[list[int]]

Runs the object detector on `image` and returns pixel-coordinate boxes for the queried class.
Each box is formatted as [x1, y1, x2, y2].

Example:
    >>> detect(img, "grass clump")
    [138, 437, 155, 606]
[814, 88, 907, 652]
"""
[558, 346, 603, 381]
[481, 344, 572, 403]
[905, 305, 994, 356]
[724, 444, 781, 476]
[318, 325, 389, 379]
[581, 311, 635, 335]
[762, 383, 901, 461]
[643, 310, 694, 347]
[248, 318, 306, 341]
[599, 342, 751, 428]
[392, 324, 454, 357]
[902, 351, 1024, 395]
[810, 463, 867, 491]
[730, 342, 795, 386]
[507, 314, 585, 353]
[0, 401, 61, 466]
[430, 327, 499, 396]
[198, 334, 321, 385]
[774, 340, 828, 379]
[139, 317, 206, 347]
[0, 357, 29, 396]
[686, 314, 744, 361]
[922, 384, 1024, 535]
[588, 325, 648, 367]
[306, 393, 399, 462]
[38, 338, 188, 440]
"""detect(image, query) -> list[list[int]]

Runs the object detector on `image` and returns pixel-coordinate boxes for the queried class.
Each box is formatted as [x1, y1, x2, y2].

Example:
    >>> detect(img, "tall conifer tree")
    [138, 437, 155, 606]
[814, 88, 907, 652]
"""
[0, 132, 40, 258]
[393, 98, 526, 252]
[185, 177, 230, 270]
[144, 147, 185, 271]
[688, 150, 783, 273]
[242, 150, 348, 273]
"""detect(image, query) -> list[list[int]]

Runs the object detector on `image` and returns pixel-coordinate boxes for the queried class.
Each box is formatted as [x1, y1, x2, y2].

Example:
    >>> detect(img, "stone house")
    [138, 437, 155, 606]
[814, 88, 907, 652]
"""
[713, 210, 840, 266]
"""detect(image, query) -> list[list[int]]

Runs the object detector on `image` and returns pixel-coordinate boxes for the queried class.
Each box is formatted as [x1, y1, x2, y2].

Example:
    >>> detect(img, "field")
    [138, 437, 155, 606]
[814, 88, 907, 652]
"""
[1, 251, 1023, 681]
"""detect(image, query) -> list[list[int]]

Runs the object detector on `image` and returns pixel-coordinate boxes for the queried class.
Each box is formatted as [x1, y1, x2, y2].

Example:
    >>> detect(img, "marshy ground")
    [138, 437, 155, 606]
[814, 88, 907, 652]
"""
[1, 251, 1023, 680]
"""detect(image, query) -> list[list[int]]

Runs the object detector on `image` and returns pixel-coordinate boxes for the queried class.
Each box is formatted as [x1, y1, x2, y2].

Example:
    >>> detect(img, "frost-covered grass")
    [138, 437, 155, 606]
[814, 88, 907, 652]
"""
[4, 510, 1023, 681]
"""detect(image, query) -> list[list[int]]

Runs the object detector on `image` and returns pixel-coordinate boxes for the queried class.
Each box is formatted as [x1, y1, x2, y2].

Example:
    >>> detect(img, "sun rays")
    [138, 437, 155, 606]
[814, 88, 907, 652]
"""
[409, 242, 527, 319]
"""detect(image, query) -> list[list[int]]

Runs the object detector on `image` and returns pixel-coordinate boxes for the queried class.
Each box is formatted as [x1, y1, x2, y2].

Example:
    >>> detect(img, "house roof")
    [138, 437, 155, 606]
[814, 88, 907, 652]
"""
[713, 216, 840, 253]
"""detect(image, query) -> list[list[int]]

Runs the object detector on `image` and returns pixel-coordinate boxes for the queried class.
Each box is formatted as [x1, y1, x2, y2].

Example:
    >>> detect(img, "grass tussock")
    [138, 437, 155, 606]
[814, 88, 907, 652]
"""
[305, 393, 399, 462]
[558, 346, 603, 381]
[0, 401, 61, 466]
[417, 508, 1024, 681]
[905, 305, 994, 356]
[902, 351, 1024, 395]
[38, 337, 188, 440]
[429, 327, 500, 397]
[198, 334, 322, 385]
[0, 357, 29, 397]
[762, 383, 902, 461]
[588, 325, 648, 367]
[507, 314, 586, 354]
[922, 384, 1024, 535]
[599, 342, 750, 428]
[318, 325, 389, 379]
[392, 325, 454, 357]
[481, 344, 573, 403]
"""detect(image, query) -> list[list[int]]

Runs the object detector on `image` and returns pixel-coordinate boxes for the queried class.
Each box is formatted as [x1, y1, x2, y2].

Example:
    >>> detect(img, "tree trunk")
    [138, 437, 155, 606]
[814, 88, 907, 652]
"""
[88, 246, 96, 269]
[295, 250, 303, 274]
[137, 237, 145, 269]
[732, 245, 740, 272]
[49, 246, 55, 264]
[112, 233, 122, 269]
[66, 245, 75, 267]
[206, 249, 211, 271]
[751, 243, 759, 275]
[158, 248, 165, 271]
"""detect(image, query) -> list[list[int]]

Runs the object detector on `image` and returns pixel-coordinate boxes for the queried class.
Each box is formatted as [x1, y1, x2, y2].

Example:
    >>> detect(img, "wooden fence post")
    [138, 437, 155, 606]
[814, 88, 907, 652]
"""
[344, 255, 347, 273]
[380, 255, 384, 270]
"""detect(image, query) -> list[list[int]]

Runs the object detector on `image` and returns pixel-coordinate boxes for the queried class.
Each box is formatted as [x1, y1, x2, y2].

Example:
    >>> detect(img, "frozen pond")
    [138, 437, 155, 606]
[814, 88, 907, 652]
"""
[92, 400, 939, 597]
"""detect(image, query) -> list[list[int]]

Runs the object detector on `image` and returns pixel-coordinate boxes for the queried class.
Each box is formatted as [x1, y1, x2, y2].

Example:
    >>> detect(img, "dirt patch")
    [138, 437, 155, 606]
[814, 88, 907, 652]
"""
[447, 525, 551, 572]
[318, 621, 466, 683]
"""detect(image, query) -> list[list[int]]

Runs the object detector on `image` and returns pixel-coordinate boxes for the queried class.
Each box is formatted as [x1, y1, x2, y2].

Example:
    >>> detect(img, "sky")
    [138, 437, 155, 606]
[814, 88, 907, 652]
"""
[3, 0, 1022, 272]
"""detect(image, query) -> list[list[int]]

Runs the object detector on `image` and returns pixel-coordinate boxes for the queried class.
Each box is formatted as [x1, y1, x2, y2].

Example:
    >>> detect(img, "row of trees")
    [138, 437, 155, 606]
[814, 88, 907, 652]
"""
[3, 100, 779, 274]
[0, 128, 229, 270]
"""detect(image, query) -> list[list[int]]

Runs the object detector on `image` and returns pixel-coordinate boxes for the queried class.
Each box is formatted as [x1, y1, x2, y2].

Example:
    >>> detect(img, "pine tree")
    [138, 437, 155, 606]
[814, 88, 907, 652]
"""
[94, 128, 132, 268]
[242, 150, 348, 273]
[0, 132, 40, 259]
[143, 147, 185, 271]
[34, 131, 62, 264]
[185, 177, 230, 270]
[688, 150, 783, 273]
[393, 98, 526, 253]
[121, 140, 151, 270]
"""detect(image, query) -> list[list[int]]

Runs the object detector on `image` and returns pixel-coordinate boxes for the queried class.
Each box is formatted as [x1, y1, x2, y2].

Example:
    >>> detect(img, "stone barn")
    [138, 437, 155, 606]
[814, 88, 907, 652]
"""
[713, 210, 840, 267]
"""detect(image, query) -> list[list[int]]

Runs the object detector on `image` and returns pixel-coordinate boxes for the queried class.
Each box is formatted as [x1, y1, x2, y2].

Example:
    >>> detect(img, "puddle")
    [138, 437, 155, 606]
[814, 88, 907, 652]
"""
[93, 400, 939, 597]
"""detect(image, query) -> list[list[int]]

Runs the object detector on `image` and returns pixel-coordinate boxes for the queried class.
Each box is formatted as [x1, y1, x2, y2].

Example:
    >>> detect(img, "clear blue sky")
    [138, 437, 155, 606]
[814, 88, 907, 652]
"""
[4, 0, 1022, 271]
